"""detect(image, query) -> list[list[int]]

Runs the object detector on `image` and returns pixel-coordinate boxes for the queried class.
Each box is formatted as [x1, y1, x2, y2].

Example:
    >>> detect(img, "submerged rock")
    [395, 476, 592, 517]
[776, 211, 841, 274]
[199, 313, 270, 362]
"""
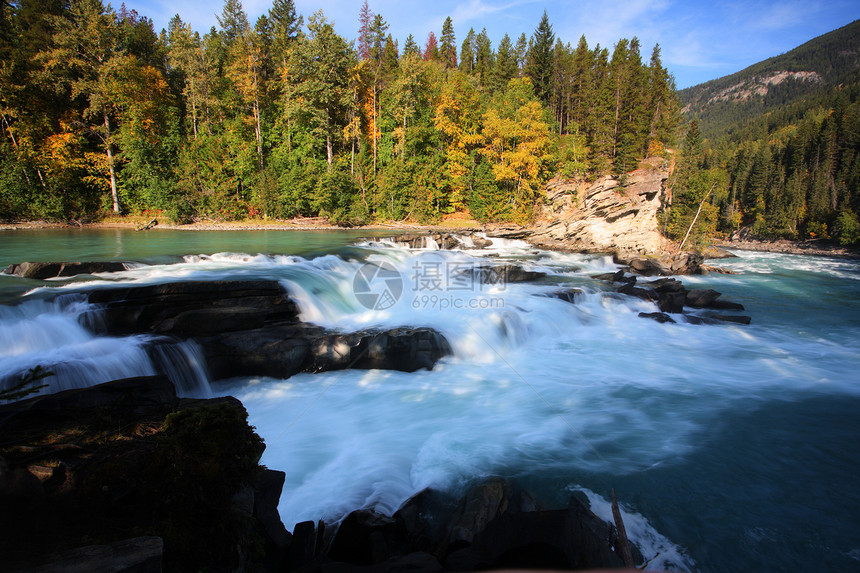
[2, 261, 129, 279]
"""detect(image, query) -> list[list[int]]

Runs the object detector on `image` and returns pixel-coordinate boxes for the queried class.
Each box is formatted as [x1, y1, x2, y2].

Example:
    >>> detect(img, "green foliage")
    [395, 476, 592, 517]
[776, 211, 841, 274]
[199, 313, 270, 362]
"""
[0, 0, 682, 226]
[833, 210, 860, 245]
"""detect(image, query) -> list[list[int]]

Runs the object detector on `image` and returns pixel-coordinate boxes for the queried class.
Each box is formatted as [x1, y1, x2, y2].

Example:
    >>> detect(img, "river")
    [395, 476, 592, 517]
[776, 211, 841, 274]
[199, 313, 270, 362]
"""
[1, 228, 859, 572]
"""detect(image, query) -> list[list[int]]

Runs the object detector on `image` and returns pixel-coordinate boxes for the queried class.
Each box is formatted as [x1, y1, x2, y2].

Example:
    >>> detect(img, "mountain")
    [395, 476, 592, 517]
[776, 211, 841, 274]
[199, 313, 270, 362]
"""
[678, 19, 860, 141]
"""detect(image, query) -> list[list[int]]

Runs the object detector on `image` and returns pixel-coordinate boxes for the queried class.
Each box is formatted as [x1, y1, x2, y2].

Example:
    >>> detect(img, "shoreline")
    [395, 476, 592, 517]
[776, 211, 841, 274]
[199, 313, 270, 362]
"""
[717, 237, 860, 260]
[3, 218, 859, 260]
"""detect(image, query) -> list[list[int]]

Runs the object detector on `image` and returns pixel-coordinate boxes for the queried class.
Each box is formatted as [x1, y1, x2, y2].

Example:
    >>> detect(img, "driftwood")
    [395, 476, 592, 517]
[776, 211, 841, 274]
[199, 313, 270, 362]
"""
[136, 218, 158, 231]
[611, 488, 635, 568]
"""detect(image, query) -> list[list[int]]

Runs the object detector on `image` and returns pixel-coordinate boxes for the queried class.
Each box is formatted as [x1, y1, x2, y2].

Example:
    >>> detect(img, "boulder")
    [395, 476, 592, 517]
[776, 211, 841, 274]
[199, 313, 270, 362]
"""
[474, 264, 546, 284]
[0, 377, 281, 572]
[616, 252, 704, 276]
[310, 328, 452, 374]
[85, 280, 301, 336]
[319, 479, 630, 573]
[545, 288, 583, 304]
[2, 261, 129, 279]
[686, 288, 723, 307]
[639, 312, 676, 324]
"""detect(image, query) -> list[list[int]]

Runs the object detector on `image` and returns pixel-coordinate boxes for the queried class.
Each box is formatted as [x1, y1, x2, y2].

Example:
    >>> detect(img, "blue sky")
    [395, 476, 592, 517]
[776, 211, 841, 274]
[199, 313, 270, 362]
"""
[121, 0, 859, 89]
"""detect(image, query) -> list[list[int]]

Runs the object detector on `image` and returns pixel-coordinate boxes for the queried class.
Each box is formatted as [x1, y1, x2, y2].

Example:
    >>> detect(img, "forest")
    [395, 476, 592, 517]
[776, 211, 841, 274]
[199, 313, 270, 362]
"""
[0, 0, 679, 225]
[674, 20, 860, 246]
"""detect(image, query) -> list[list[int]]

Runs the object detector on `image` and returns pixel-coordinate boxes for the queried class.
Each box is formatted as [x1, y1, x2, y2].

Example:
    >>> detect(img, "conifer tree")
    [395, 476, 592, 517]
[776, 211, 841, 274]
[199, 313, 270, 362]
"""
[403, 34, 419, 57]
[474, 29, 492, 87]
[527, 10, 554, 105]
[440, 16, 457, 69]
[491, 33, 517, 93]
[459, 28, 476, 74]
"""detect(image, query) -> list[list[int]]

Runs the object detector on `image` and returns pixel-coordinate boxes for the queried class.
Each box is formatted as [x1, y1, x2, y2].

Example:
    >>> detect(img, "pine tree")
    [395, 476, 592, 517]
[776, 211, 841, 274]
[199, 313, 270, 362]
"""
[491, 33, 517, 93]
[403, 34, 418, 57]
[474, 29, 492, 87]
[526, 10, 554, 105]
[439, 16, 457, 69]
[357, 0, 372, 61]
[459, 28, 475, 74]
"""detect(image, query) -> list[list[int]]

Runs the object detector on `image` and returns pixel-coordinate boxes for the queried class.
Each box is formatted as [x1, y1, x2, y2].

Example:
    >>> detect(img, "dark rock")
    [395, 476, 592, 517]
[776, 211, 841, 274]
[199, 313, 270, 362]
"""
[255, 470, 291, 553]
[474, 264, 546, 284]
[85, 280, 301, 336]
[617, 282, 657, 303]
[545, 288, 583, 303]
[0, 377, 276, 572]
[448, 479, 509, 544]
[686, 288, 723, 307]
[657, 290, 685, 313]
[591, 269, 630, 283]
[394, 488, 458, 555]
[638, 312, 676, 324]
[2, 261, 128, 280]
[310, 328, 452, 374]
[288, 521, 319, 569]
[201, 324, 320, 381]
[617, 252, 704, 276]
[8, 536, 164, 573]
[328, 509, 399, 565]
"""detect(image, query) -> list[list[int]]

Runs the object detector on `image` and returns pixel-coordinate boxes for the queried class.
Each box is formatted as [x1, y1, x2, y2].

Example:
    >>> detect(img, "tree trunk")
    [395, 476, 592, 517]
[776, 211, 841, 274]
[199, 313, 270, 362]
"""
[325, 109, 333, 169]
[104, 114, 120, 214]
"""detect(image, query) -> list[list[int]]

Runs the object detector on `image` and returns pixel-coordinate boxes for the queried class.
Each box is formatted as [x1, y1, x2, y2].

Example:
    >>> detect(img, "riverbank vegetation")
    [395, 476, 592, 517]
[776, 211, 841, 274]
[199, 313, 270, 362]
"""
[673, 20, 860, 247]
[0, 0, 678, 226]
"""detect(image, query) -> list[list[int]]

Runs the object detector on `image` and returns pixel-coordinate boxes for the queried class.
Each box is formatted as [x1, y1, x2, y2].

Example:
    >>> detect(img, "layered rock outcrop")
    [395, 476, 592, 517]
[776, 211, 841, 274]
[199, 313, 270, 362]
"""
[528, 156, 675, 256]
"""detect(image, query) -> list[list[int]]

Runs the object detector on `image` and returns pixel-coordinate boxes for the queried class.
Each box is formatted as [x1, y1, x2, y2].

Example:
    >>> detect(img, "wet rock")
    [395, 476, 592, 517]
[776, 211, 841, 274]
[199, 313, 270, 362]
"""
[639, 312, 676, 324]
[685, 288, 723, 307]
[328, 510, 399, 565]
[708, 299, 746, 311]
[474, 264, 546, 284]
[86, 280, 301, 336]
[448, 479, 509, 544]
[545, 288, 583, 303]
[616, 252, 705, 276]
[310, 328, 452, 374]
[2, 261, 129, 279]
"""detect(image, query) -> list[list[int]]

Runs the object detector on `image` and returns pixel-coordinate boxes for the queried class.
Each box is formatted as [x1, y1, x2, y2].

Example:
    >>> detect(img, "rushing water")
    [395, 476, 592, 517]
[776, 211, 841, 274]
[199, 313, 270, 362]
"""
[1, 228, 859, 572]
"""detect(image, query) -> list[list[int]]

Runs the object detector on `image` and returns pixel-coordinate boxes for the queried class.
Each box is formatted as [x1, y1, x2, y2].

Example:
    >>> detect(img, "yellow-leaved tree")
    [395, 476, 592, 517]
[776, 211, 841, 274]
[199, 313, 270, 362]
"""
[479, 78, 555, 222]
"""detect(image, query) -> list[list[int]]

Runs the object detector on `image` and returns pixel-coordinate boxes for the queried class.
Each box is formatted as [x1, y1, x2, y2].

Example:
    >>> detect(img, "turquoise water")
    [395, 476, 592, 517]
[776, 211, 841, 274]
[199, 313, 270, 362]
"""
[1, 230, 859, 571]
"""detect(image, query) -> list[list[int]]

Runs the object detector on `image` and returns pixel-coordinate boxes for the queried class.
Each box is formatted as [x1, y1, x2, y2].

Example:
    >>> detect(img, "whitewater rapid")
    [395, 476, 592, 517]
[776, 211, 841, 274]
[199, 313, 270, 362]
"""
[2, 234, 859, 571]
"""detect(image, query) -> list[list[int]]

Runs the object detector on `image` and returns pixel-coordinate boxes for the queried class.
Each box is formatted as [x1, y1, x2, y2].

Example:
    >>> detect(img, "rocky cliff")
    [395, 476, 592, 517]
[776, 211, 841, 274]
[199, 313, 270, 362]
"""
[527, 156, 674, 257]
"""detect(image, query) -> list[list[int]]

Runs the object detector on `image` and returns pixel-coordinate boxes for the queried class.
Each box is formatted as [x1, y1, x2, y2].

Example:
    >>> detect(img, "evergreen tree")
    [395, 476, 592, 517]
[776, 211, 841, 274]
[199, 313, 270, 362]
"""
[439, 16, 457, 69]
[474, 29, 492, 87]
[526, 10, 554, 105]
[491, 33, 517, 93]
[403, 34, 418, 57]
[459, 28, 475, 74]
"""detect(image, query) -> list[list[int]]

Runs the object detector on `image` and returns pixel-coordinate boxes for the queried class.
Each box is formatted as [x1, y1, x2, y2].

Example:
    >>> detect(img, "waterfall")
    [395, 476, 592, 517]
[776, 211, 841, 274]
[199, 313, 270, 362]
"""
[147, 338, 212, 398]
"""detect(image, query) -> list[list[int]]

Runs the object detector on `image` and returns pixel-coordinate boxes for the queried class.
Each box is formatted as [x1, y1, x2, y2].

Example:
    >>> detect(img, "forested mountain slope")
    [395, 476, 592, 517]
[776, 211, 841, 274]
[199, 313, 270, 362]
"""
[667, 20, 860, 247]
[678, 19, 860, 141]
